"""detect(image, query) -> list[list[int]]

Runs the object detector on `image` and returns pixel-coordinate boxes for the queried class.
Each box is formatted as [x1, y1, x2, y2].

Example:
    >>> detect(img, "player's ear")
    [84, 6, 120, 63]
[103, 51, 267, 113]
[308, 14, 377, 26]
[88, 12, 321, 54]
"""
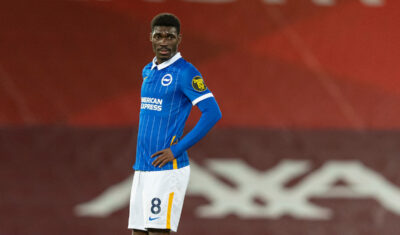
[149, 32, 153, 42]
[177, 34, 182, 44]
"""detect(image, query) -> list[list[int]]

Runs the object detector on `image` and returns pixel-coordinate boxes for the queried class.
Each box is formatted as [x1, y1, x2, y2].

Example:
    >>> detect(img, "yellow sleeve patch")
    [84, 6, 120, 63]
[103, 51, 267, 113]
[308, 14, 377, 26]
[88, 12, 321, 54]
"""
[191, 76, 207, 92]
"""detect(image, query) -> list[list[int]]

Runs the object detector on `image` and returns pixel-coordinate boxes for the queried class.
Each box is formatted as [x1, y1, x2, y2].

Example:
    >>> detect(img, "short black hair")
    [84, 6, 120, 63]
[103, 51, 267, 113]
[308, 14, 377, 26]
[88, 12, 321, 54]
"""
[151, 13, 181, 34]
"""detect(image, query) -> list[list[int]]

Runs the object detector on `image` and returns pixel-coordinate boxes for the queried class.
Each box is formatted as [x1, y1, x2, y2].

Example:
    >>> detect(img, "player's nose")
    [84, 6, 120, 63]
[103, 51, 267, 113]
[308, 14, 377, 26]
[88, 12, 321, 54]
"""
[160, 39, 168, 46]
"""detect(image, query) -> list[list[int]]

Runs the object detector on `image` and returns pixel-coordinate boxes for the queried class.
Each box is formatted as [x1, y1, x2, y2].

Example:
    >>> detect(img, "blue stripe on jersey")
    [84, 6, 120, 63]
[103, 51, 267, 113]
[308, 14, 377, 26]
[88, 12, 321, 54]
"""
[133, 54, 213, 171]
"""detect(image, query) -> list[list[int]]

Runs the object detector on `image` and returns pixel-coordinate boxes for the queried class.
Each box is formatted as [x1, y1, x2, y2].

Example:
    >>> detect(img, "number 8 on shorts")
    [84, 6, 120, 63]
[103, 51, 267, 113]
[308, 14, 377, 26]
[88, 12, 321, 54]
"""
[151, 198, 161, 214]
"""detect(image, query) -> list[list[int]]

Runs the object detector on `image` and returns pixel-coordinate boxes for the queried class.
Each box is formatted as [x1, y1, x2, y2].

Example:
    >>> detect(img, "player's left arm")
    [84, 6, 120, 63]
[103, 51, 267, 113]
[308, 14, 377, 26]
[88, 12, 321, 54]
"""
[151, 97, 221, 167]
[172, 97, 222, 155]
[152, 65, 221, 168]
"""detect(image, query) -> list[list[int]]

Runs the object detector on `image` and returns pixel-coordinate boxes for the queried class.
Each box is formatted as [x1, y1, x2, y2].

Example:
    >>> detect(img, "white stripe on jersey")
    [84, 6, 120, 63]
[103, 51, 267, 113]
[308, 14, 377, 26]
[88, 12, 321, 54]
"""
[148, 116, 156, 157]
[192, 93, 214, 106]
[155, 116, 163, 153]
[163, 68, 180, 147]
[169, 68, 184, 146]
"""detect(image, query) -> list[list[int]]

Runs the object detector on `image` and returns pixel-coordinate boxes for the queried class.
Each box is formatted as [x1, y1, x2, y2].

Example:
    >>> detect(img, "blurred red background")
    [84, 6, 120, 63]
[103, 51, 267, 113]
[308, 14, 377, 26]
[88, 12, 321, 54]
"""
[1, 1, 400, 234]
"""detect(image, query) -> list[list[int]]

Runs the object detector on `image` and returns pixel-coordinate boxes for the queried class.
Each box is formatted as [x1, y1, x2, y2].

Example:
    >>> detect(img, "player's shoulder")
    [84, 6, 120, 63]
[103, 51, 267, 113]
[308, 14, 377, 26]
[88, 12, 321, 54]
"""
[142, 62, 153, 79]
[178, 59, 201, 78]
[143, 62, 153, 72]
[178, 58, 198, 70]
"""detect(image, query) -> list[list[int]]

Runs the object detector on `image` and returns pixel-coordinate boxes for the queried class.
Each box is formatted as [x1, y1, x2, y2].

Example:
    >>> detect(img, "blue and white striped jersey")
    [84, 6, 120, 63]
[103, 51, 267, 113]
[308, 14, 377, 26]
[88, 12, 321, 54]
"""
[133, 53, 214, 171]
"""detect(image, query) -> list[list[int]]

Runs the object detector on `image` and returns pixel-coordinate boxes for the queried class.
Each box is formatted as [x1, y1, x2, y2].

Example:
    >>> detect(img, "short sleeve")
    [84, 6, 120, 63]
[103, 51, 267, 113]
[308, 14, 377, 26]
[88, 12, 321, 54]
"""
[180, 64, 214, 106]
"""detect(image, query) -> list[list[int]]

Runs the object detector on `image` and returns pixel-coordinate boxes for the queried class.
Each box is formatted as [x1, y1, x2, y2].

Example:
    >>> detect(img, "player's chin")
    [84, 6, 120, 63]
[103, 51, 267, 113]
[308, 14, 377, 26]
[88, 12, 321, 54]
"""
[157, 53, 171, 62]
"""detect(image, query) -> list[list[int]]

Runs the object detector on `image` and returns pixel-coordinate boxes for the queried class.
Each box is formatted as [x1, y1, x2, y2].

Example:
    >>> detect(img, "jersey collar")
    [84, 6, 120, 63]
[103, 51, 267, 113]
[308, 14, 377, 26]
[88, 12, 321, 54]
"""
[151, 52, 182, 70]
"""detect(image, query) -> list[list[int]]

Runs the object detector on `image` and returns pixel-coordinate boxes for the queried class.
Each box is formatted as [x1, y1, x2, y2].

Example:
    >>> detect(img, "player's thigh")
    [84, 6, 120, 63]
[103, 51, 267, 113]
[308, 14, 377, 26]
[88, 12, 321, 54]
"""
[129, 171, 147, 231]
[143, 166, 190, 232]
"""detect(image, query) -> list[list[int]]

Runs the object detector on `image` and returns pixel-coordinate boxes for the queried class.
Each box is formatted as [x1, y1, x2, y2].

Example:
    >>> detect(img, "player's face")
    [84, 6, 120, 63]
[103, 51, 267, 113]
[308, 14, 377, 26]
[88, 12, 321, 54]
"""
[150, 26, 181, 64]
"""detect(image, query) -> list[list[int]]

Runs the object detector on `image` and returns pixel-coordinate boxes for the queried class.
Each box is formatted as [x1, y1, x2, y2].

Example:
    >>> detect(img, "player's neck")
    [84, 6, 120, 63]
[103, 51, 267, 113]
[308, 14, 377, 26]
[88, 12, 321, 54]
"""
[156, 52, 177, 65]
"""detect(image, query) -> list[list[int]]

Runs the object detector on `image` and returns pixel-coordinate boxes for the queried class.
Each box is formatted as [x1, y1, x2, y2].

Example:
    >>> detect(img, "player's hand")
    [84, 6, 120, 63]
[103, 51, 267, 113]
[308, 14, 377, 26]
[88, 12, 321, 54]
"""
[151, 148, 175, 168]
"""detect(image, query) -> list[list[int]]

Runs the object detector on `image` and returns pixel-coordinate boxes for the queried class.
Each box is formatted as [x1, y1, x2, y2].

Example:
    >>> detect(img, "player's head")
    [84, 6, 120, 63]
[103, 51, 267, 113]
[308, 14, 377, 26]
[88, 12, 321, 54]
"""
[150, 13, 182, 64]
[151, 13, 181, 35]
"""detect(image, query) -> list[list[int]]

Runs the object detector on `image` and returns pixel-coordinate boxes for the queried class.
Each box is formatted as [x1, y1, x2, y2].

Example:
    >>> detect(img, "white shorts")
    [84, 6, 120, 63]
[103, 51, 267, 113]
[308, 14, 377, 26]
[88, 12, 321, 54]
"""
[128, 166, 190, 232]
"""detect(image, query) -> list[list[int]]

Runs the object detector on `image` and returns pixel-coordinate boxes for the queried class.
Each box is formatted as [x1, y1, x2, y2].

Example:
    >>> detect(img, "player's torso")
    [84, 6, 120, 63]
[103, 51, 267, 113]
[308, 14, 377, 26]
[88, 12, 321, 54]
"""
[135, 60, 191, 171]
[140, 66, 181, 115]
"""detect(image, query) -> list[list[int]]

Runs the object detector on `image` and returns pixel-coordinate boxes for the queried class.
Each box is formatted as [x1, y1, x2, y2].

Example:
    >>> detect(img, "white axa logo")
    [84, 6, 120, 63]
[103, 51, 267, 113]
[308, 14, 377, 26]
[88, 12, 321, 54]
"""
[161, 74, 173, 86]
[74, 159, 400, 219]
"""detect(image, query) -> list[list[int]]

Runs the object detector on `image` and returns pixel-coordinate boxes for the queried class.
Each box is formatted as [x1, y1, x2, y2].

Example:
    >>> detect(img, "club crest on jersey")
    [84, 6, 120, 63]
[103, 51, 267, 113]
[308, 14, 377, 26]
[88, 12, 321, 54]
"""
[192, 76, 207, 92]
[161, 74, 173, 86]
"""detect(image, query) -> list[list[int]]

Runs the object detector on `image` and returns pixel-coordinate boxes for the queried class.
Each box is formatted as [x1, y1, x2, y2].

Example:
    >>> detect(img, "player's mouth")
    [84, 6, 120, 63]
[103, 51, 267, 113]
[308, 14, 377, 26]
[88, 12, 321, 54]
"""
[158, 48, 171, 55]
